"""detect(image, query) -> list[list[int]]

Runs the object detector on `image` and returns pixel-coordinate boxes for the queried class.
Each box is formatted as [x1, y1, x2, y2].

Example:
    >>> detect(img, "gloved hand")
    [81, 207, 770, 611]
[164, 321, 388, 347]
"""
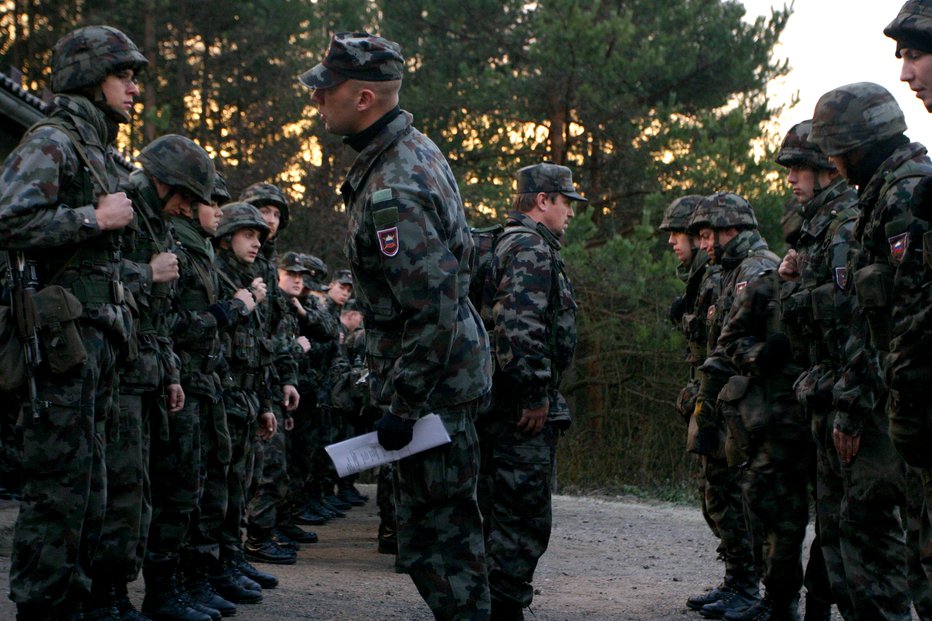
[669, 296, 687, 325]
[376, 412, 416, 451]
[757, 332, 791, 374]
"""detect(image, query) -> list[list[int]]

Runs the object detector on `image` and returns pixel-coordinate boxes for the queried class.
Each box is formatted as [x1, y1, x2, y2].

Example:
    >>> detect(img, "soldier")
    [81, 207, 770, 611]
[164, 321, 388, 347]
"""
[475, 162, 583, 621]
[774, 121, 866, 621]
[886, 0, 932, 113]
[688, 193, 772, 621]
[300, 31, 493, 620]
[658, 195, 730, 611]
[0, 25, 144, 620]
[810, 82, 932, 600]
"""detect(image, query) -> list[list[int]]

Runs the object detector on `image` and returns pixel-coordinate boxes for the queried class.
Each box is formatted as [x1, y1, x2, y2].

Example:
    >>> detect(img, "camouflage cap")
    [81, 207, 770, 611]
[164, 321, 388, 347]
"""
[331, 268, 353, 286]
[279, 251, 310, 273]
[212, 171, 231, 205]
[810, 82, 907, 156]
[137, 134, 215, 205]
[775, 120, 835, 171]
[688, 192, 758, 232]
[239, 182, 290, 231]
[659, 195, 703, 232]
[301, 254, 330, 291]
[216, 202, 270, 242]
[885, 0, 932, 57]
[298, 31, 404, 90]
[515, 163, 587, 203]
[51, 25, 148, 94]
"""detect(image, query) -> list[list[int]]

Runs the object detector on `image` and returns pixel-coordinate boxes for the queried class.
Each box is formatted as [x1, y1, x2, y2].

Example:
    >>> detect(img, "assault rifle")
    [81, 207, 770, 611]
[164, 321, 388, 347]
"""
[9, 251, 49, 419]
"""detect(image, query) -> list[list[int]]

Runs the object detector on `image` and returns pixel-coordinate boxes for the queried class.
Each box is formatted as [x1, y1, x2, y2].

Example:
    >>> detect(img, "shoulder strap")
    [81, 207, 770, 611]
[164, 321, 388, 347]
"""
[878, 159, 932, 203]
[27, 117, 110, 194]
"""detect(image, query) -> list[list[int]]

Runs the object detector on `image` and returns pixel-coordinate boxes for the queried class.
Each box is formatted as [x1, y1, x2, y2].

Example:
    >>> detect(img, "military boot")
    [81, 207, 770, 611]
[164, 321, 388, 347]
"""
[184, 565, 236, 618]
[700, 576, 760, 620]
[377, 522, 398, 555]
[234, 551, 279, 589]
[244, 537, 296, 565]
[323, 493, 352, 512]
[276, 523, 318, 544]
[142, 566, 212, 621]
[209, 558, 263, 605]
[688, 583, 735, 611]
[802, 596, 831, 621]
[490, 598, 525, 621]
[17, 602, 54, 621]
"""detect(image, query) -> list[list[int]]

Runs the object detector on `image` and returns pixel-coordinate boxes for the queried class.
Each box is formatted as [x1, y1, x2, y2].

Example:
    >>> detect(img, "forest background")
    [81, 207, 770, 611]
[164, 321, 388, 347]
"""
[1, 0, 796, 498]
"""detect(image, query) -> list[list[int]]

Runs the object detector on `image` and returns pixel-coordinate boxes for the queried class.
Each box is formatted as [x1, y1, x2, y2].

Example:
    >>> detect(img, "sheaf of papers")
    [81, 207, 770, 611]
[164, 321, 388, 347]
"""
[325, 413, 451, 478]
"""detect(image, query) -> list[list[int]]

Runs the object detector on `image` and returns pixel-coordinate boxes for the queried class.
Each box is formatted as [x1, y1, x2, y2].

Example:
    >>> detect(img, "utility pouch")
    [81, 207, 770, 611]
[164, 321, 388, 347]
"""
[0, 305, 25, 390]
[719, 375, 768, 467]
[854, 263, 894, 351]
[32, 285, 86, 374]
[810, 283, 839, 363]
[787, 289, 813, 325]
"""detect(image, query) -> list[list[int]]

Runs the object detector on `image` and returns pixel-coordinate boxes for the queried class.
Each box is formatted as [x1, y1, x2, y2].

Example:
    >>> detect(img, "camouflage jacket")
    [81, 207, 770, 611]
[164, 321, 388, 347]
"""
[0, 94, 132, 342]
[484, 211, 577, 414]
[847, 142, 932, 464]
[697, 230, 781, 430]
[118, 169, 180, 391]
[257, 241, 296, 392]
[677, 249, 720, 372]
[295, 294, 342, 406]
[341, 110, 492, 420]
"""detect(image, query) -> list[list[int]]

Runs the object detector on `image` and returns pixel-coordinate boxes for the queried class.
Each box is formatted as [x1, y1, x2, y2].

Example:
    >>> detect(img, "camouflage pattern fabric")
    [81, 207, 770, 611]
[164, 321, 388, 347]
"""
[0, 93, 129, 612]
[514, 163, 587, 202]
[298, 31, 404, 90]
[50, 25, 147, 94]
[136, 134, 215, 205]
[341, 109, 491, 619]
[885, 0, 932, 56]
[810, 82, 908, 157]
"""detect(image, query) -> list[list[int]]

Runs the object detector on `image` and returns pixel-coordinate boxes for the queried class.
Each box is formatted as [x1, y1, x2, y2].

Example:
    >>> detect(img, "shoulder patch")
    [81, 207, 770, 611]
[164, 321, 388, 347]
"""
[377, 227, 399, 257]
[372, 188, 393, 204]
[834, 266, 848, 291]
[888, 232, 909, 264]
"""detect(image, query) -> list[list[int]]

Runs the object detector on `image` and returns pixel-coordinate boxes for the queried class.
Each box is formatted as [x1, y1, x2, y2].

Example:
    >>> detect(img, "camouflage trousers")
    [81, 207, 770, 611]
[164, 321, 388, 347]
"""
[812, 406, 912, 620]
[741, 435, 810, 606]
[921, 468, 932, 595]
[286, 389, 319, 512]
[144, 393, 202, 574]
[476, 416, 558, 610]
[247, 408, 288, 538]
[10, 322, 116, 608]
[89, 391, 153, 585]
[377, 463, 396, 525]
[185, 394, 231, 563]
[394, 401, 491, 621]
[702, 455, 758, 581]
[905, 468, 932, 619]
[219, 389, 258, 559]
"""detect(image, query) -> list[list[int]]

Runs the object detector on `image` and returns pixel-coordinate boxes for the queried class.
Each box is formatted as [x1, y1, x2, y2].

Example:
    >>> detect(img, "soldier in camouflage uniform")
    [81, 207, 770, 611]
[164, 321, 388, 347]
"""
[810, 83, 932, 609]
[773, 122, 863, 621]
[688, 193, 770, 621]
[887, 0, 932, 113]
[474, 163, 582, 621]
[300, 31, 493, 621]
[212, 203, 279, 598]
[0, 25, 144, 620]
[692, 193, 809, 621]
[239, 183, 301, 565]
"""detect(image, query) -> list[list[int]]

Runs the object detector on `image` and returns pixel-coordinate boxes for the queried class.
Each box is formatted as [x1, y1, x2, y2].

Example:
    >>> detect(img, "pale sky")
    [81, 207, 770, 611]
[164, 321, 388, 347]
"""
[742, 0, 932, 147]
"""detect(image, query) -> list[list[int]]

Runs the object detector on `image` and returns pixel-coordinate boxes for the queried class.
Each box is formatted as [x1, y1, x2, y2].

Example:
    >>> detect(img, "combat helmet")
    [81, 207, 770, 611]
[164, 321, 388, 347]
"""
[689, 192, 758, 232]
[809, 82, 907, 157]
[659, 195, 704, 232]
[775, 121, 835, 171]
[137, 134, 215, 205]
[301, 254, 330, 291]
[51, 25, 148, 94]
[885, 0, 932, 57]
[212, 171, 232, 205]
[239, 183, 290, 231]
[216, 202, 270, 243]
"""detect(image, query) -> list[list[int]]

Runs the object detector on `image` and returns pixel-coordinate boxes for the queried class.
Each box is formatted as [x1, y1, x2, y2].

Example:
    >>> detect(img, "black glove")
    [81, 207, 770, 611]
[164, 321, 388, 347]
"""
[376, 412, 416, 451]
[757, 332, 791, 374]
[669, 296, 687, 325]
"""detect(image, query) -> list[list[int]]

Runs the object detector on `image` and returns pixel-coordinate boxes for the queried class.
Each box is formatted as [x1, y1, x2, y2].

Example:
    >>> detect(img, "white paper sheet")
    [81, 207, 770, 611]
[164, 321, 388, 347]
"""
[324, 413, 451, 478]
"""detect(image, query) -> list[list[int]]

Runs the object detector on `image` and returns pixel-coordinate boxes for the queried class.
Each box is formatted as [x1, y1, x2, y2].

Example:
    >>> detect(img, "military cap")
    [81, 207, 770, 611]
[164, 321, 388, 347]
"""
[885, 0, 932, 58]
[137, 134, 215, 205]
[659, 195, 703, 232]
[689, 192, 758, 232]
[298, 31, 404, 90]
[515, 163, 587, 203]
[280, 251, 310, 273]
[810, 82, 907, 156]
[332, 268, 353, 286]
[51, 25, 148, 94]
[775, 120, 834, 171]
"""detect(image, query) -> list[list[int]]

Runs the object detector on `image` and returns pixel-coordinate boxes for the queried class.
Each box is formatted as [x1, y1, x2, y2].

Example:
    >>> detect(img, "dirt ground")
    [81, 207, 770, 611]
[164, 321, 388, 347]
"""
[0, 484, 842, 620]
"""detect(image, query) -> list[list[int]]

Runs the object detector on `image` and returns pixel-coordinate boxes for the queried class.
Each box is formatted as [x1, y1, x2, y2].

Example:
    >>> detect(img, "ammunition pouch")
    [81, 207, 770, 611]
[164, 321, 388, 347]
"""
[676, 380, 700, 425]
[718, 375, 768, 468]
[32, 285, 86, 375]
[231, 371, 258, 391]
[0, 305, 25, 391]
[68, 275, 125, 305]
[854, 263, 894, 351]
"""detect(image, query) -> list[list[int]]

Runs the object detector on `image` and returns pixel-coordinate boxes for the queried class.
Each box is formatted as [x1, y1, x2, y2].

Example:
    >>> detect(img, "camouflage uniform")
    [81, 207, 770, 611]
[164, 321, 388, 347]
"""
[0, 26, 145, 619]
[475, 163, 583, 619]
[300, 31, 493, 621]
[812, 83, 932, 611]
[885, 1, 932, 61]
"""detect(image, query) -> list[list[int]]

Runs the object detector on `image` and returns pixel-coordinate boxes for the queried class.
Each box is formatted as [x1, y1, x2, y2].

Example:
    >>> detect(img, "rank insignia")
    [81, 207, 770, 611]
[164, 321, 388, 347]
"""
[834, 266, 848, 290]
[888, 232, 909, 263]
[377, 227, 399, 256]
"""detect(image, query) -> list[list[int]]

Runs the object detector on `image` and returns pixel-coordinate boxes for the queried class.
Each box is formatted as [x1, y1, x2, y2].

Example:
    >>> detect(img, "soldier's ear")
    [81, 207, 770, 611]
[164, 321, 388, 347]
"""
[356, 87, 376, 112]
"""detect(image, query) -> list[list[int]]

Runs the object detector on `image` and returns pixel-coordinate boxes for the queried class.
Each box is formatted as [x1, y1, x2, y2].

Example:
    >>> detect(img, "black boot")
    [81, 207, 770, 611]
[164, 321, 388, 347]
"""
[184, 564, 236, 618]
[701, 575, 760, 620]
[377, 522, 398, 555]
[276, 523, 318, 544]
[234, 551, 279, 589]
[17, 602, 54, 621]
[244, 537, 296, 565]
[142, 565, 212, 621]
[322, 493, 352, 512]
[490, 598, 525, 621]
[688, 583, 734, 611]
[209, 557, 263, 604]
[803, 596, 831, 621]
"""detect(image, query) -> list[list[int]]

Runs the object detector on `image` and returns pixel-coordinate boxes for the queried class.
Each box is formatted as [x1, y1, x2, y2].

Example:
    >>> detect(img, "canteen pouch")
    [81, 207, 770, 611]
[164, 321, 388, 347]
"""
[853, 263, 894, 351]
[32, 285, 86, 374]
[0, 305, 25, 390]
